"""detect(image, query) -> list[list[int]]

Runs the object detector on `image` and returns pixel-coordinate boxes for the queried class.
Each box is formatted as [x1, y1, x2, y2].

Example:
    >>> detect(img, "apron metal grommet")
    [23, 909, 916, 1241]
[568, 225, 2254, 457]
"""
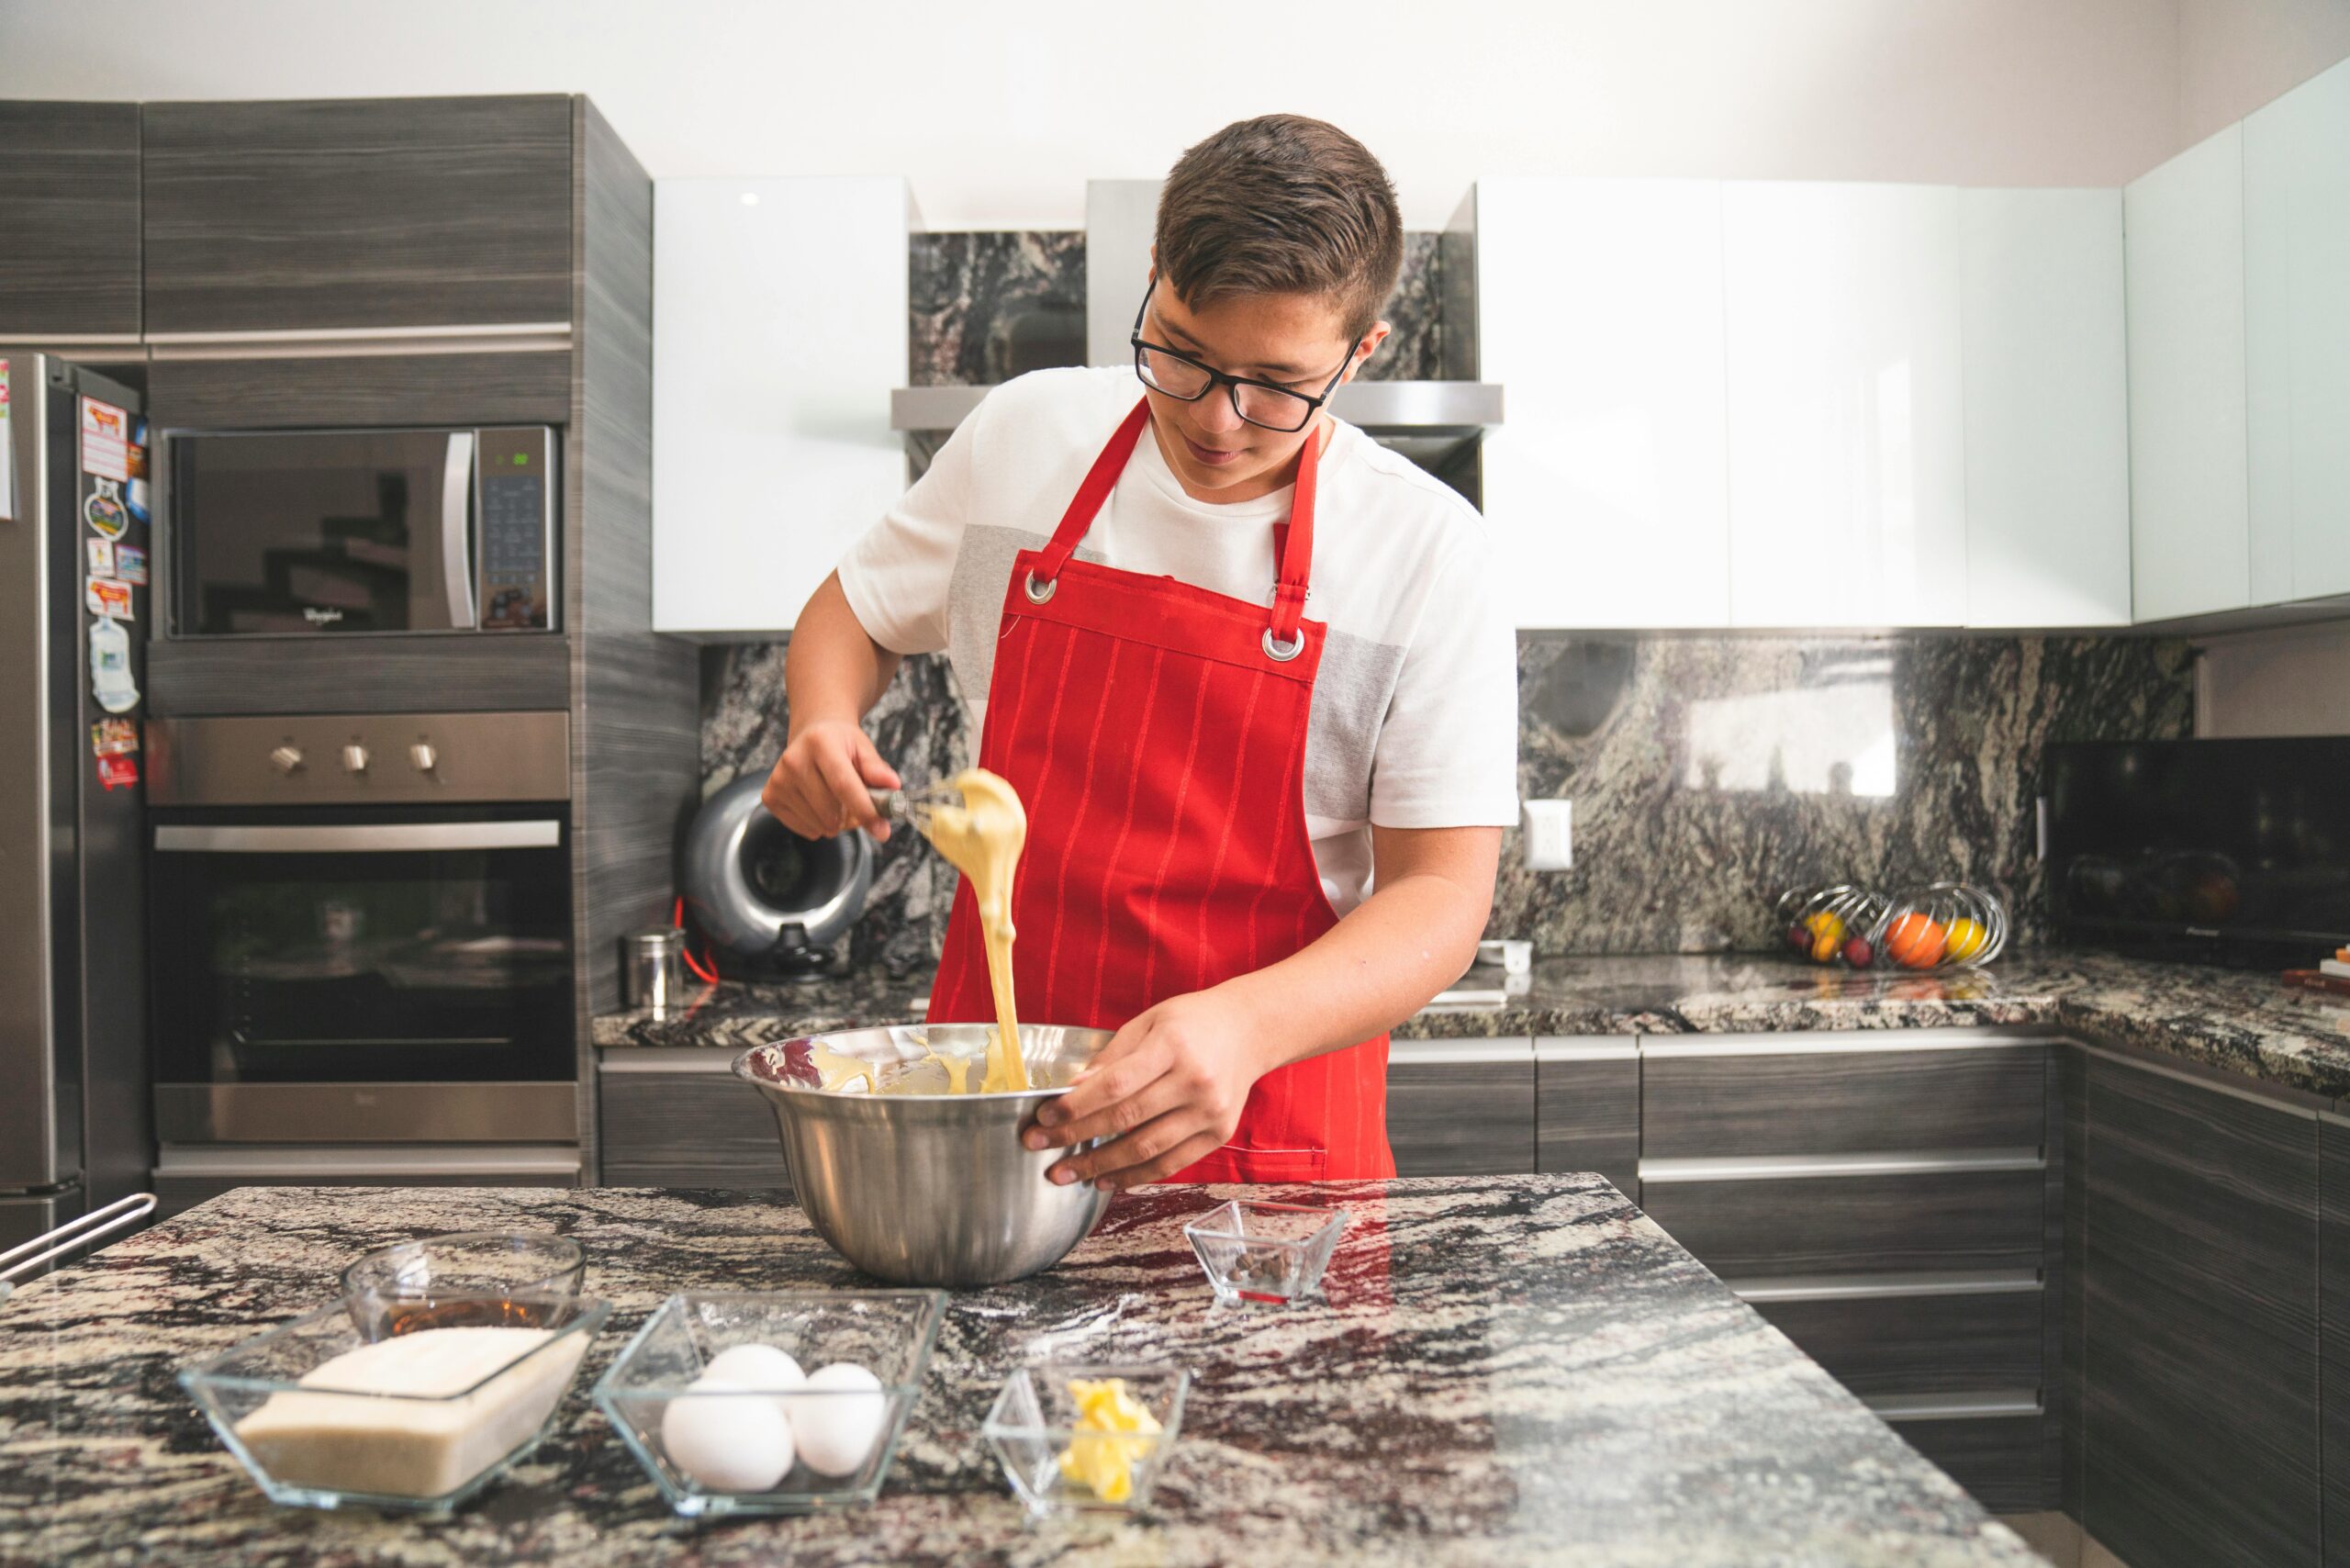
[1024, 571, 1058, 605]
[1262, 627, 1304, 663]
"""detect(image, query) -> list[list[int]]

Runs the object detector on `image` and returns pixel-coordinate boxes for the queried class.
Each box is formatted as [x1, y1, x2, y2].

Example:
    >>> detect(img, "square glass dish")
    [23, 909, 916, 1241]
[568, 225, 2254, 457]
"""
[1183, 1199, 1348, 1305]
[982, 1364, 1190, 1515]
[592, 1289, 946, 1517]
[180, 1290, 609, 1514]
[340, 1230, 585, 1303]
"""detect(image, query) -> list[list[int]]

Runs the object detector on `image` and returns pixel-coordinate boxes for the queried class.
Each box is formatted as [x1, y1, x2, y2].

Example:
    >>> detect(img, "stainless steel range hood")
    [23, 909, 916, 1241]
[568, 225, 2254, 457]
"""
[890, 181, 1502, 496]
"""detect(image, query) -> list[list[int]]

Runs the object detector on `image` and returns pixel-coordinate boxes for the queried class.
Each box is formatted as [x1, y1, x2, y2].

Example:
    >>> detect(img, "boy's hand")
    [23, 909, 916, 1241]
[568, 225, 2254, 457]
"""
[761, 719, 901, 840]
[1023, 990, 1270, 1191]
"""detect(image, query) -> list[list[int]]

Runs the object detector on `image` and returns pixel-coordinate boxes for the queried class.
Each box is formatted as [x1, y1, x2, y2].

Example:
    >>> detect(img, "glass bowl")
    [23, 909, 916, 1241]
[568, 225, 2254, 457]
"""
[340, 1230, 585, 1303]
[1183, 1199, 1348, 1305]
[179, 1290, 609, 1514]
[982, 1364, 1190, 1515]
[592, 1289, 946, 1517]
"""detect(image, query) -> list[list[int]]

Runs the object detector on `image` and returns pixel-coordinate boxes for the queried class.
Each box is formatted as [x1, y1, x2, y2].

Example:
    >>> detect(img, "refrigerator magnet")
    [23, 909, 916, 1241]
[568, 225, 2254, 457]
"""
[84, 481, 128, 540]
[0, 358, 13, 523]
[114, 543, 147, 586]
[79, 398, 129, 482]
[95, 754, 140, 791]
[89, 618, 138, 714]
[91, 718, 139, 757]
[85, 578, 133, 620]
[86, 538, 117, 578]
[125, 475, 150, 523]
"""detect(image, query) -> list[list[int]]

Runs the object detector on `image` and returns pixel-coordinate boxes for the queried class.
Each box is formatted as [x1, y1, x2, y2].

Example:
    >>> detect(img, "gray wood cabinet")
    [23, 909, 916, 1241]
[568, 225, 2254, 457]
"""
[141, 96, 574, 334]
[2080, 1049, 2321, 1568]
[1640, 1165, 2046, 1277]
[1385, 1040, 1536, 1176]
[2322, 1115, 2350, 1568]
[1641, 1038, 2044, 1158]
[1533, 1038, 1638, 1196]
[0, 101, 142, 339]
[599, 1058, 794, 1190]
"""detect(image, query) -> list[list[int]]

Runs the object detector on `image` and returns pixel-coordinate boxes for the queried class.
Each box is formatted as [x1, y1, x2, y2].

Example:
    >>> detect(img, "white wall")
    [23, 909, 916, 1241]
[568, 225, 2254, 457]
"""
[0, 0, 2191, 228]
[2177, 0, 2350, 149]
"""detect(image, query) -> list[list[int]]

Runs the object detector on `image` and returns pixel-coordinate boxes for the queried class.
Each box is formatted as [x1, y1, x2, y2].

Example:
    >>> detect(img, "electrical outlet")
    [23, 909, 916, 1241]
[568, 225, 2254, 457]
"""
[1521, 799, 1572, 870]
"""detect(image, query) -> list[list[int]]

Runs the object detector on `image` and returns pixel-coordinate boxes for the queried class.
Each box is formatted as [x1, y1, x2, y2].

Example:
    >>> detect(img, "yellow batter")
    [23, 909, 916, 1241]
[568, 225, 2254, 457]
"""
[799, 768, 1029, 1097]
[921, 768, 1029, 1092]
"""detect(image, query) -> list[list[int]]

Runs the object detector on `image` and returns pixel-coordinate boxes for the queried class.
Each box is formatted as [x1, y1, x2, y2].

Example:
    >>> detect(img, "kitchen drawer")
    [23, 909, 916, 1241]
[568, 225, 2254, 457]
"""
[1884, 1410, 2046, 1514]
[1641, 1033, 2047, 1159]
[142, 96, 575, 335]
[1639, 1159, 2045, 1276]
[1749, 1286, 2042, 1399]
[1386, 1040, 1535, 1177]
[1534, 1039, 1639, 1196]
[599, 1058, 793, 1190]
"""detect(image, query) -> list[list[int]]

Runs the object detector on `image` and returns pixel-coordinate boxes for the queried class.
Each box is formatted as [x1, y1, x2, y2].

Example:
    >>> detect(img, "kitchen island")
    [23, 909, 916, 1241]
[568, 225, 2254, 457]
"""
[0, 1179, 2039, 1566]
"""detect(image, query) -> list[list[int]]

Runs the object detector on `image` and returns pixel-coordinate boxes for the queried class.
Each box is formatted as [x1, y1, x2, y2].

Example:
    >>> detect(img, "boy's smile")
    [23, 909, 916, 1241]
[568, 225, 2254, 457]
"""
[1137, 273, 1387, 504]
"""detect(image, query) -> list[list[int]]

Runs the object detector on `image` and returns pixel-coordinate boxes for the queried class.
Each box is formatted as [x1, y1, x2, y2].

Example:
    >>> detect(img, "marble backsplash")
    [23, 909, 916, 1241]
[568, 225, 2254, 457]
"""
[908, 230, 1448, 388]
[698, 633, 2194, 973]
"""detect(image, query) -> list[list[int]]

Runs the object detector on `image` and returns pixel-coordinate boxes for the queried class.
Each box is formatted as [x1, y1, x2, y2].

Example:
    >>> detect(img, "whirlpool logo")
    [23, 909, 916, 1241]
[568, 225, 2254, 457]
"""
[302, 606, 344, 626]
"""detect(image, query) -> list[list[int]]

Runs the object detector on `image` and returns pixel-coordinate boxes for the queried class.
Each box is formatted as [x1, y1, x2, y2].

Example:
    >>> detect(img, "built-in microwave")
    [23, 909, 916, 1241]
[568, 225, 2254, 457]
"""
[160, 425, 557, 636]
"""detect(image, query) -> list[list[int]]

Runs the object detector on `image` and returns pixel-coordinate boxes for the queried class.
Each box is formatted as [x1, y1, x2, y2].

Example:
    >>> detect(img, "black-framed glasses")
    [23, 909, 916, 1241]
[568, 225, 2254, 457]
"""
[1129, 280, 1361, 433]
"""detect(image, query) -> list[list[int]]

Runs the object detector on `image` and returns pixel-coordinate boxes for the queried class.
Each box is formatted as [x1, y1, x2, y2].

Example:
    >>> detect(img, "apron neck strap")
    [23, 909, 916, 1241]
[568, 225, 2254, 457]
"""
[1034, 398, 1324, 643]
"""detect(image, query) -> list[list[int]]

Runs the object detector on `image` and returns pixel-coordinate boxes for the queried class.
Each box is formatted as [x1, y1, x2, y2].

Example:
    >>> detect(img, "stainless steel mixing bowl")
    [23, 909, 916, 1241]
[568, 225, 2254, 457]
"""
[733, 1024, 1116, 1289]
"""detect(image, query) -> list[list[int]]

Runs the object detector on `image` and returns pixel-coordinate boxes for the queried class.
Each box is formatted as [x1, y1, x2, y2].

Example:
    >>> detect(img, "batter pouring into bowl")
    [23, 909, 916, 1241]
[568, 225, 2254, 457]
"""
[759, 115, 1513, 1189]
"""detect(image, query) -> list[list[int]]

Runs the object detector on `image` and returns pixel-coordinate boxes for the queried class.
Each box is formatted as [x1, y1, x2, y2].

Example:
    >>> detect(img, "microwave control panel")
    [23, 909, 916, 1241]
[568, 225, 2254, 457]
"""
[476, 427, 555, 630]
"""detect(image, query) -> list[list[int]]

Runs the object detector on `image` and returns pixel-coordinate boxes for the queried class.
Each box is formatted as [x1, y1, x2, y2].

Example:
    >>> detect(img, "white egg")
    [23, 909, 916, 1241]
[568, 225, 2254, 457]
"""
[783, 1361, 888, 1478]
[659, 1374, 794, 1494]
[701, 1342, 806, 1418]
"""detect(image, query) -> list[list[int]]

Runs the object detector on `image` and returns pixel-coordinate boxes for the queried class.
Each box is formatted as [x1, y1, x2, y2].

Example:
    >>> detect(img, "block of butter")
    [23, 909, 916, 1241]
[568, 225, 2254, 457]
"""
[1057, 1377, 1162, 1504]
[234, 1326, 585, 1499]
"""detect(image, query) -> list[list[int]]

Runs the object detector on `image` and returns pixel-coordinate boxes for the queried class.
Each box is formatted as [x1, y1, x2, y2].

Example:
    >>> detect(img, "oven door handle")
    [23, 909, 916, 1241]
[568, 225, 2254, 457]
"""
[154, 822, 561, 854]
[442, 430, 478, 631]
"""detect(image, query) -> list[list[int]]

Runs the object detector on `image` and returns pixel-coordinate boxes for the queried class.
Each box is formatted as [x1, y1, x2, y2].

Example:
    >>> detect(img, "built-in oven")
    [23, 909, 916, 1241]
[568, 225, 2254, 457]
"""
[145, 712, 577, 1155]
[159, 425, 557, 636]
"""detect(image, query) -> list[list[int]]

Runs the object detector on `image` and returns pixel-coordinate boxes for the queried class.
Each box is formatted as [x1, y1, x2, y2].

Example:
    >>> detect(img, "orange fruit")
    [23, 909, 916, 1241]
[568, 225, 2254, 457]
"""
[1886, 913, 1947, 969]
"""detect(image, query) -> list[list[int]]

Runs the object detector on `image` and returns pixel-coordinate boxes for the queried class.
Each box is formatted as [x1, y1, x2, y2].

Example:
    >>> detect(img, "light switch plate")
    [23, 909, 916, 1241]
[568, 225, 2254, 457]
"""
[1521, 799, 1572, 870]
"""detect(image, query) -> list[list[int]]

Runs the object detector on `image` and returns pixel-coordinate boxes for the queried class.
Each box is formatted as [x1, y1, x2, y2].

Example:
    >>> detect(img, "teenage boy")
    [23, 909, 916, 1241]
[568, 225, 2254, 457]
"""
[763, 114, 1516, 1190]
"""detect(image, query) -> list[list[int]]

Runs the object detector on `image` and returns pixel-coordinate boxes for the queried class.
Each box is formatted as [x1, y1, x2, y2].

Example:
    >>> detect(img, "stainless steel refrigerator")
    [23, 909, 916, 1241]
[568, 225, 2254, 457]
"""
[0, 353, 151, 1251]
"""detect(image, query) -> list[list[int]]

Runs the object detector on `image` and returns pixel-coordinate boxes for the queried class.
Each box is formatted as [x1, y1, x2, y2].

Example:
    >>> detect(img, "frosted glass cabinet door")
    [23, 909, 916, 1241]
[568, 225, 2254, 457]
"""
[1722, 183, 1967, 628]
[2124, 127, 2251, 623]
[652, 177, 912, 634]
[2245, 57, 2350, 605]
[1959, 188, 2131, 627]
[1475, 177, 1730, 629]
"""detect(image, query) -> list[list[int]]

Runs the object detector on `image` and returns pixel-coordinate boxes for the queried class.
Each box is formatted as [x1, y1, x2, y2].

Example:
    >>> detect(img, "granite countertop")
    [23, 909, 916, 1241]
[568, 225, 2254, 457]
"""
[0, 1180, 2039, 1567]
[598, 949, 2350, 1101]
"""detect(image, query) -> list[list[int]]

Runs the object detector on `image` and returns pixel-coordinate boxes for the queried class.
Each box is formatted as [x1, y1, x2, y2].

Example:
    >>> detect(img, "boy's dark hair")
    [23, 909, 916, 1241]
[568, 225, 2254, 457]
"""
[1154, 115, 1404, 343]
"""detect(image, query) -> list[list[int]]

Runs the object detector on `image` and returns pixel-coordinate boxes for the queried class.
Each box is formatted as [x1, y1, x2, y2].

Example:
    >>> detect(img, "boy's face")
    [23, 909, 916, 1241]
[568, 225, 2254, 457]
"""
[1138, 270, 1386, 503]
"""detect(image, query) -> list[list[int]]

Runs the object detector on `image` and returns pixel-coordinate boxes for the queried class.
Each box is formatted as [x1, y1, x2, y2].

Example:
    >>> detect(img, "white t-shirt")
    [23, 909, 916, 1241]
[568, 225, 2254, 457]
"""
[837, 364, 1518, 914]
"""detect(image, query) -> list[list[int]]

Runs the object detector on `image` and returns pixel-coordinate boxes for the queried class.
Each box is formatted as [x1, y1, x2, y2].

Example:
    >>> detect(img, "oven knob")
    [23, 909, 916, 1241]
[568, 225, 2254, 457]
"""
[409, 742, 439, 774]
[341, 744, 370, 775]
[269, 745, 303, 775]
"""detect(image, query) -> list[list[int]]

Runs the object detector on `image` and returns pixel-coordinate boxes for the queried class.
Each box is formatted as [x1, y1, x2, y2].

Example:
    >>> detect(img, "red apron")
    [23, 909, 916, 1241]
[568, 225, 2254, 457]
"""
[927, 397, 1395, 1182]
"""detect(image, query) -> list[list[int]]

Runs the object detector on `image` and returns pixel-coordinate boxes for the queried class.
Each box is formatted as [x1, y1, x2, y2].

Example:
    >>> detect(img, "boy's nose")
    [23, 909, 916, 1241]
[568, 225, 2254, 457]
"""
[1192, 393, 1245, 437]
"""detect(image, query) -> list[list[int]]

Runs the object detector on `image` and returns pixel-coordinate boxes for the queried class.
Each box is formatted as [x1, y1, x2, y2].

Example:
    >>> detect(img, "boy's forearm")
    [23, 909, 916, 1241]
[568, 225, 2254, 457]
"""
[1215, 831, 1499, 1072]
[785, 572, 902, 734]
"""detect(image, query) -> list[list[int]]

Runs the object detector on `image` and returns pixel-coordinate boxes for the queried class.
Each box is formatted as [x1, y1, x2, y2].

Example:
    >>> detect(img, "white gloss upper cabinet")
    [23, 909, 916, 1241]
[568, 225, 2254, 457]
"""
[1959, 188, 2132, 627]
[2244, 56, 2350, 605]
[1721, 183, 1968, 628]
[2124, 126, 2252, 623]
[1475, 176, 1730, 629]
[653, 177, 911, 635]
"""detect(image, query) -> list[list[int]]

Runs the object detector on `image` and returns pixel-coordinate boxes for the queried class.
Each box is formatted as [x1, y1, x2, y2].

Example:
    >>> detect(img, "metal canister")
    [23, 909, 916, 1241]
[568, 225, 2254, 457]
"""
[623, 927, 688, 1014]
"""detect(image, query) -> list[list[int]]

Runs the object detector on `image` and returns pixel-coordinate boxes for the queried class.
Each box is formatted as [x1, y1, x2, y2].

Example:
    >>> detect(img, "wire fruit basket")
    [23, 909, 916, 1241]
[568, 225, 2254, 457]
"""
[1774, 881, 2007, 971]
